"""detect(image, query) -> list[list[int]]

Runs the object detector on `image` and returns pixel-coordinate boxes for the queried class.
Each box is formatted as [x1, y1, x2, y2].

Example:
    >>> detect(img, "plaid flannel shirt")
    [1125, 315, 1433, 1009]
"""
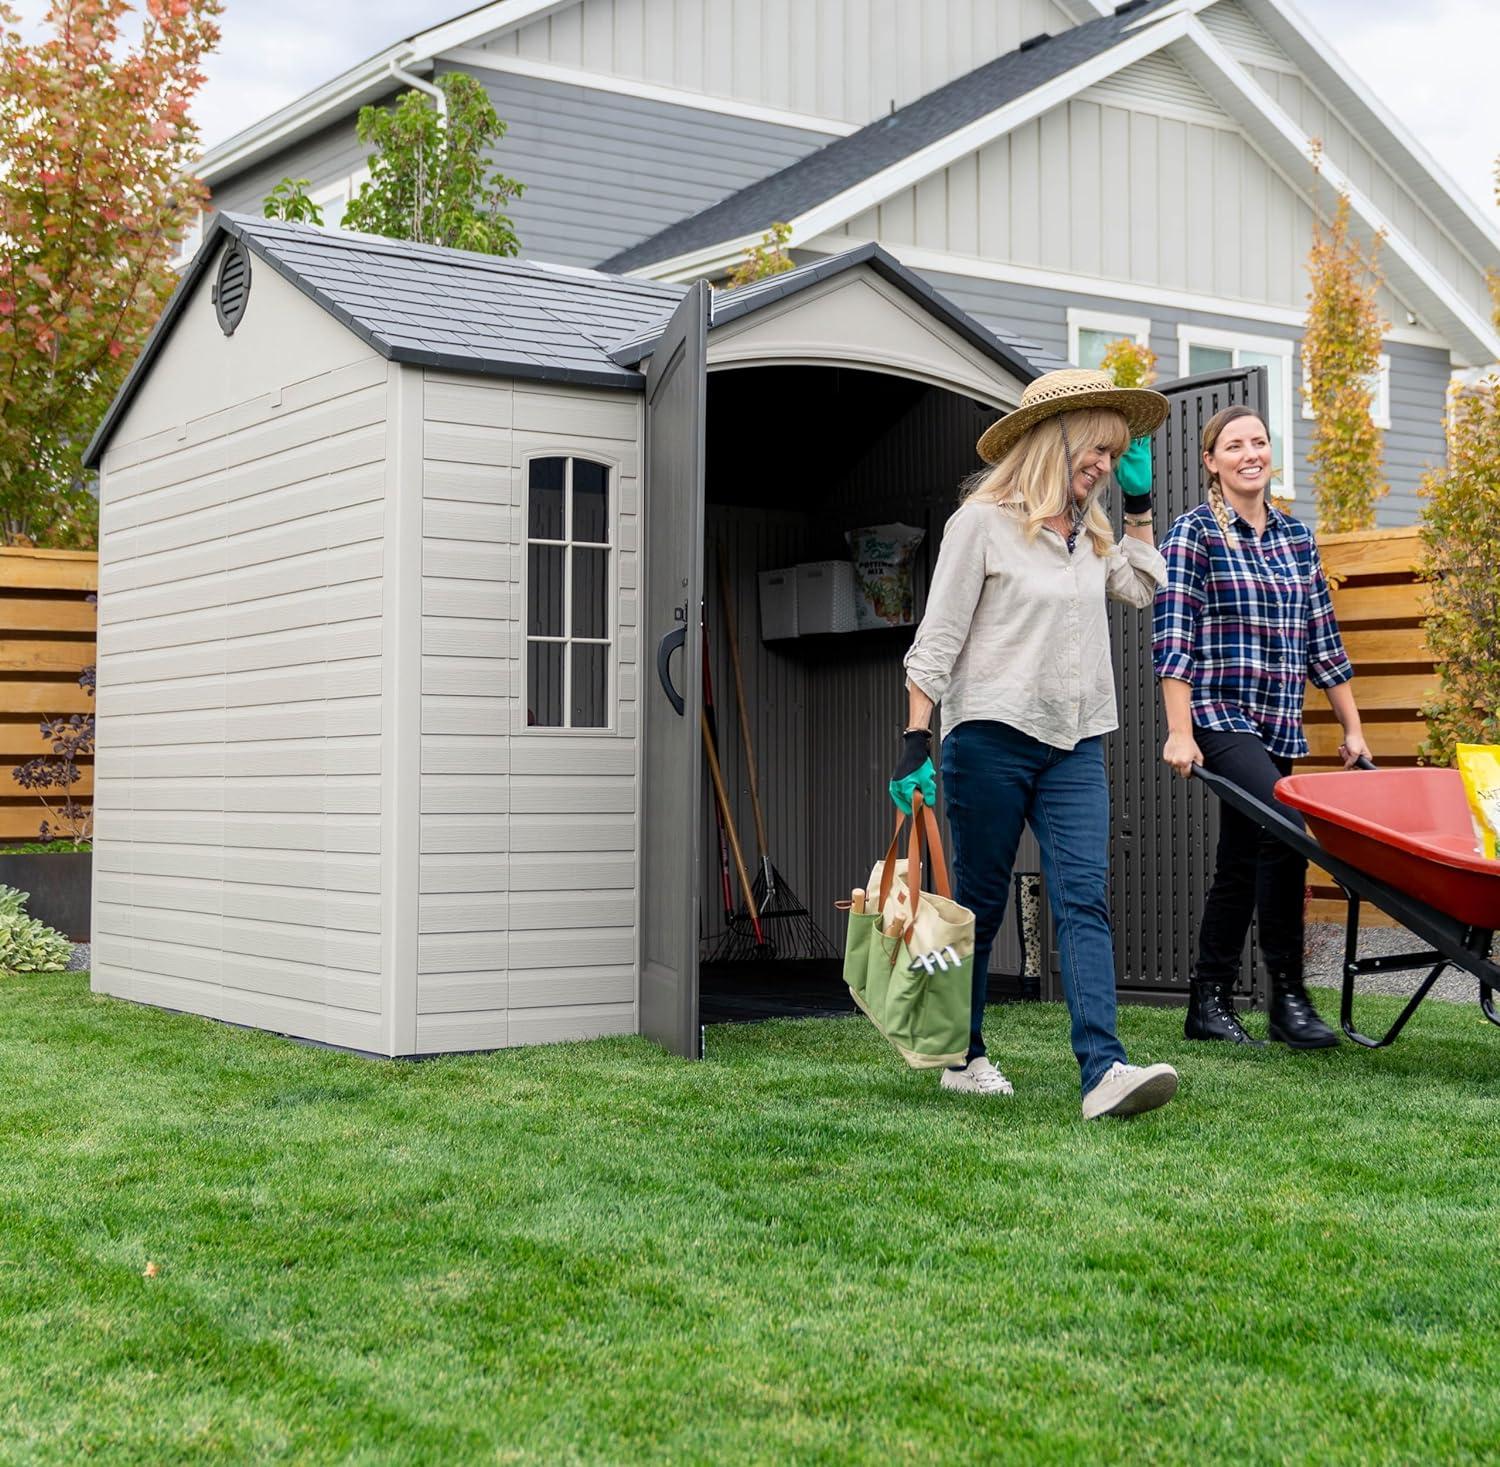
[1152, 502, 1353, 759]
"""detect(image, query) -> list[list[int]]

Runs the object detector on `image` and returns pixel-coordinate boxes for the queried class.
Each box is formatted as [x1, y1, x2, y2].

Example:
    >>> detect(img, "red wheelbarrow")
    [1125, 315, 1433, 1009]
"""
[1192, 763, 1500, 1049]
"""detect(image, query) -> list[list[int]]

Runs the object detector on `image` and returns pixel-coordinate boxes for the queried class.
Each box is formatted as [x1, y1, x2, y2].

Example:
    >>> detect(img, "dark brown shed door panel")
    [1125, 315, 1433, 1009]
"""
[639, 282, 709, 1057]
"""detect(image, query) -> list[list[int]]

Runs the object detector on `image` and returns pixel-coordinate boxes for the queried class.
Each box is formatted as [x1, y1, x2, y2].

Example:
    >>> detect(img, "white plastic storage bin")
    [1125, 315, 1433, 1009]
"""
[758, 568, 799, 640]
[795, 561, 859, 634]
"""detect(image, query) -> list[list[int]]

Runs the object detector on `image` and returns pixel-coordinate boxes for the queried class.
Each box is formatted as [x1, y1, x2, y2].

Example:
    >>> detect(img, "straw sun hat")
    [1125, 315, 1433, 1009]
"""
[976, 367, 1170, 465]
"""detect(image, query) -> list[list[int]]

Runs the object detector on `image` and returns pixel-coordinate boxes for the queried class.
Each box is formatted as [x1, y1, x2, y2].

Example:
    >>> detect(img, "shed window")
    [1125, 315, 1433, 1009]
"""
[525, 456, 612, 728]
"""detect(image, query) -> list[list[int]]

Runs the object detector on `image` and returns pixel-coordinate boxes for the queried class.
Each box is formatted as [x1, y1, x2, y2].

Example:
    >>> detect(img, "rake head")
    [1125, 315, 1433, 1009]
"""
[710, 859, 837, 963]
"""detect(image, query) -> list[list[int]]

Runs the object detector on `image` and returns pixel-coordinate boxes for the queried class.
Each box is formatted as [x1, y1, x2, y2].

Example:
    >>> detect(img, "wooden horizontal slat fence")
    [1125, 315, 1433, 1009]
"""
[1303, 525, 1433, 923]
[0, 550, 97, 842]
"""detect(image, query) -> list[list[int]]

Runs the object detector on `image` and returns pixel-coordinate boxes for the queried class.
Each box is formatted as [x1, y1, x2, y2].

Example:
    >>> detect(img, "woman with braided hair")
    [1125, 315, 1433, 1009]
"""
[895, 368, 1180, 1120]
[1154, 404, 1371, 1048]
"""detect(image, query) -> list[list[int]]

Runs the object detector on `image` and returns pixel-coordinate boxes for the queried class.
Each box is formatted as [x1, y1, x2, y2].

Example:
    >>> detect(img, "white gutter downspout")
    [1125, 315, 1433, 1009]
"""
[388, 54, 447, 120]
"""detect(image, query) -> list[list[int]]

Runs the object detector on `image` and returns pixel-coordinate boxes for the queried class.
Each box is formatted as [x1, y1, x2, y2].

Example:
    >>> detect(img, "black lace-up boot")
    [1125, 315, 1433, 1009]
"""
[1184, 976, 1259, 1044]
[1267, 972, 1338, 1049]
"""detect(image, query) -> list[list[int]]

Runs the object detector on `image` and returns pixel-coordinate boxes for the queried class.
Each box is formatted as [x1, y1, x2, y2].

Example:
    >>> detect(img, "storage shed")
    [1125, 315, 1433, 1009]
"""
[85, 213, 1073, 1057]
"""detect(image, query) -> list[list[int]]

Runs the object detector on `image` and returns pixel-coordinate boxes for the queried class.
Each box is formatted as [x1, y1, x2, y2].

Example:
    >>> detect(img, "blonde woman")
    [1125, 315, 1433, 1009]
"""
[1154, 403, 1370, 1048]
[896, 369, 1179, 1120]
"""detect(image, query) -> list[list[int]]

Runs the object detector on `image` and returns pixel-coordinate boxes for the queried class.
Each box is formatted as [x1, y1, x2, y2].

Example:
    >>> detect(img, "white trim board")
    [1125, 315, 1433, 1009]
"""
[443, 49, 857, 137]
[1068, 308, 1152, 366]
[791, 11, 1196, 246]
[801, 239, 1452, 351]
[630, 11, 1196, 284]
[1175, 20, 1500, 366]
[1240, 0, 1500, 264]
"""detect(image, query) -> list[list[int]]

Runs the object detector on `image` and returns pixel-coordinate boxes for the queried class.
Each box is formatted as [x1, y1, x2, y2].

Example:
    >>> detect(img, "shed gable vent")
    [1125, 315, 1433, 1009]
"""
[213, 243, 252, 335]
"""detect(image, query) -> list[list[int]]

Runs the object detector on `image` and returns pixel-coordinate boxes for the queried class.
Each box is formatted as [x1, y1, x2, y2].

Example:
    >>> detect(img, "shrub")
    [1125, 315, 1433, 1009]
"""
[1099, 337, 1158, 388]
[725, 222, 794, 289]
[0, 886, 72, 974]
[1418, 377, 1500, 765]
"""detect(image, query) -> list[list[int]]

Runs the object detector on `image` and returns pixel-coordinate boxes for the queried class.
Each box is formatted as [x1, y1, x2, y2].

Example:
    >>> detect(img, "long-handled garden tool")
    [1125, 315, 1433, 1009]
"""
[700, 703, 765, 952]
[711, 545, 837, 962]
[702, 626, 736, 931]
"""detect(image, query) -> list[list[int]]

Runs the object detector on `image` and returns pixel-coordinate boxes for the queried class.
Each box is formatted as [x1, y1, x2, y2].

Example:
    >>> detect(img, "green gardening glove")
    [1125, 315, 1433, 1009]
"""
[889, 730, 937, 815]
[1116, 434, 1153, 512]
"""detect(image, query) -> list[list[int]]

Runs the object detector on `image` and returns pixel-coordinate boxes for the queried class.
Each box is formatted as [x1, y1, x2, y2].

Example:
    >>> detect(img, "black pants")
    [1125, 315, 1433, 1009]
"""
[1194, 727, 1307, 985]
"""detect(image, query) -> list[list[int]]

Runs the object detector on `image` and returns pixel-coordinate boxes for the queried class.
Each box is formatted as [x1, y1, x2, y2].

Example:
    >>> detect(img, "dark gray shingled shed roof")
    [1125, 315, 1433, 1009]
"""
[86, 215, 1056, 469]
[599, 0, 1177, 275]
[84, 212, 687, 466]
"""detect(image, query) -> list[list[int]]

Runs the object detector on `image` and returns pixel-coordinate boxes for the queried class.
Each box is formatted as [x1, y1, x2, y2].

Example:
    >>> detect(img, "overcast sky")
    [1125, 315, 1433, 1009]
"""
[12, 0, 1499, 221]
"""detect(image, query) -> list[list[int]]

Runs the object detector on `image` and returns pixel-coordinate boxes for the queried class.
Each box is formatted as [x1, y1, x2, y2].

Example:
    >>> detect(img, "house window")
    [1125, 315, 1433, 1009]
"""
[311, 166, 371, 231]
[525, 455, 612, 729]
[1067, 308, 1151, 371]
[1178, 326, 1296, 498]
[1301, 352, 1392, 430]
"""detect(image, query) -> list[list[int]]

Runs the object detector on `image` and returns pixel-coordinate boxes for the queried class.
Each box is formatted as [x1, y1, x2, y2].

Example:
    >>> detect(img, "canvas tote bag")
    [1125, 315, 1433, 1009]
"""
[843, 791, 974, 1069]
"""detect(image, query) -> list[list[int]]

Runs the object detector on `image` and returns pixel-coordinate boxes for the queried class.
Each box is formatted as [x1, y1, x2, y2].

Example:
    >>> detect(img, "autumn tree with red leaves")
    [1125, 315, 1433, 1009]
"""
[0, 0, 221, 546]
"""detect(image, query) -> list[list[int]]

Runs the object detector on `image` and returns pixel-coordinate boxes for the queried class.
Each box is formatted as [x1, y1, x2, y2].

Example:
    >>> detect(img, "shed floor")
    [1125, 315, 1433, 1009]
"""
[699, 959, 855, 1023]
[699, 959, 1036, 1024]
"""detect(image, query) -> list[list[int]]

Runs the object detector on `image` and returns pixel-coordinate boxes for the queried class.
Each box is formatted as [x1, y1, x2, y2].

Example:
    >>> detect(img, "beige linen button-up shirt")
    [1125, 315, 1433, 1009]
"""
[903, 499, 1167, 750]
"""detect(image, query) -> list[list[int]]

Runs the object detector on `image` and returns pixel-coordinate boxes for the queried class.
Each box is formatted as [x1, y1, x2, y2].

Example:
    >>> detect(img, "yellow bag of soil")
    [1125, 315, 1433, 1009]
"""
[1456, 744, 1500, 860]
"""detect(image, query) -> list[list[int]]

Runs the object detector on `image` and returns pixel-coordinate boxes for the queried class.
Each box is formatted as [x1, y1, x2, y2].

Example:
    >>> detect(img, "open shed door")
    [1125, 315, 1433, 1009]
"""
[1107, 365, 1269, 1003]
[639, 282, 709, 1057]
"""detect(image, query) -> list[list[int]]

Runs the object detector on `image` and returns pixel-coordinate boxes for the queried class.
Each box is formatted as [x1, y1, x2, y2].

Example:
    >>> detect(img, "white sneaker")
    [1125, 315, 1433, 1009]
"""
[1081, 1061, 1178, 1120]
[940, 1056, 1015, 1096]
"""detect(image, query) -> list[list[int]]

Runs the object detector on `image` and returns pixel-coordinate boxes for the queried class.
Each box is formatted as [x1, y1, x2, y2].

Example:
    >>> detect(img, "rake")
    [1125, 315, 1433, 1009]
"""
[711, 545, 838, 963]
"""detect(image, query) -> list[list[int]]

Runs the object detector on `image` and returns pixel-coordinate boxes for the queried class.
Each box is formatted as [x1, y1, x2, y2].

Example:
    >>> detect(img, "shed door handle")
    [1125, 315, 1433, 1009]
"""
[656, 623, 686, 716]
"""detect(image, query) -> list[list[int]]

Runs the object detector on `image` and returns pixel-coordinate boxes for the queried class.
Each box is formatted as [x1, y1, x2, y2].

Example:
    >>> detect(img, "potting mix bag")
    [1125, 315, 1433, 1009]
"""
[844, 523, 925, 630]
[1456, 744, 1500, 860]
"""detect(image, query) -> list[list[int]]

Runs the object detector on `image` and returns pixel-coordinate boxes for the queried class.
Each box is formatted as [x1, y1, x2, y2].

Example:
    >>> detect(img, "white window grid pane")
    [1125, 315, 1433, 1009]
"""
[524, 456, 614, 729]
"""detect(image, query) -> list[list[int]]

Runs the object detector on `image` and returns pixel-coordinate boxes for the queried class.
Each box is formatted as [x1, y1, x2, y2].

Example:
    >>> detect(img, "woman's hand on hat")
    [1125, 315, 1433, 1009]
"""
[1116, 435, 1153, 511]
[890, 730, 937, 814]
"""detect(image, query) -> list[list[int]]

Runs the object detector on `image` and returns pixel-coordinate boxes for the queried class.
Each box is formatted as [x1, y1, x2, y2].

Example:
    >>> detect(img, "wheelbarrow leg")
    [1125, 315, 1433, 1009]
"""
[1472, 929, 1500, 1029]
[1339, 889, 1456, 1050]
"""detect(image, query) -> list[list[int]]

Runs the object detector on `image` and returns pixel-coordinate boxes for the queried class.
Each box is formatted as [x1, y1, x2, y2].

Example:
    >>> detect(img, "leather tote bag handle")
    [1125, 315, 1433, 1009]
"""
[875, 788, 953, 916]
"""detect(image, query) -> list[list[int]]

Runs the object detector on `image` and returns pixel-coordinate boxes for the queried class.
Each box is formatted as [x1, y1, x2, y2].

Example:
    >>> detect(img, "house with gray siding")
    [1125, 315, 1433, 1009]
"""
[188, 0, 1498, 525]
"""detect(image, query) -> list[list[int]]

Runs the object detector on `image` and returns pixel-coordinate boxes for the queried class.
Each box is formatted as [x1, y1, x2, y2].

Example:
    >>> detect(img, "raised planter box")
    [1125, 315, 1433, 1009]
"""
[0, 851, 91, 940]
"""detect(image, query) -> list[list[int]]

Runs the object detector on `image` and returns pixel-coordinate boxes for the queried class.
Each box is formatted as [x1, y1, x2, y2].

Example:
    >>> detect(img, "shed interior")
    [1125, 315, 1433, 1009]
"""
[697, 364, 1041, 1023]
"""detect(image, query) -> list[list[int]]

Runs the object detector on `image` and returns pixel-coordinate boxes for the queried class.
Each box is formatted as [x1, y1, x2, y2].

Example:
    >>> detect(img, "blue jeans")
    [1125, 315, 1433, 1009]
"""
[941, 720, 1127, 1095]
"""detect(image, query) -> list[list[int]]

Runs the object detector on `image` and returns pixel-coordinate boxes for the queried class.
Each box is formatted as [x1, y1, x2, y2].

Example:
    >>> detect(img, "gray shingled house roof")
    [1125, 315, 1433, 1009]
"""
[85, 214, 1056, 469]
[599, 0, 1176, 275]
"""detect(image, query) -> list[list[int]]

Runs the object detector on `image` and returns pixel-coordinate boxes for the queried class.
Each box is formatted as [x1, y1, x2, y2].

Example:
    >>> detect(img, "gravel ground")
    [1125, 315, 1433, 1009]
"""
[66, 942, 90, 972]
[1305, 921, 1493, 1004]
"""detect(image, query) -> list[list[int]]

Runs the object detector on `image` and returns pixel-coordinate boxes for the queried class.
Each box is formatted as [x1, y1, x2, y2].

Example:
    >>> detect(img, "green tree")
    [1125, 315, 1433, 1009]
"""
[264, 177, 324, 226]
[725, 222, 794, 289]
[342, 72, 523, 254]
[0, 0, 222, 547]
[1303, 153, 1388, 533]
[1418, 152, 1500, 764]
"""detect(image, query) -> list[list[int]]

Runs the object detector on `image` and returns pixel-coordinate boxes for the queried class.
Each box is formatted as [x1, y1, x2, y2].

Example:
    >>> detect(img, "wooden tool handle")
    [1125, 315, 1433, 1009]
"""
[701, 709, 759, 922]
[716, 544, 770, 863]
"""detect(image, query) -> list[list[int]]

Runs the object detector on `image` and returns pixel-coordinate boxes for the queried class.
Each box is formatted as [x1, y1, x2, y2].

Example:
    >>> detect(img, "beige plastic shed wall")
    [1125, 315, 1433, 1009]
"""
[92, 256, 403, 1052]
[416, 373, 642, 1052]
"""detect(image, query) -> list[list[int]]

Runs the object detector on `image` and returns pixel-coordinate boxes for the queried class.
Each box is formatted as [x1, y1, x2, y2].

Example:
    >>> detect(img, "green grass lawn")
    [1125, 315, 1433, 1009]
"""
[3, 973, 1499, 1465]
